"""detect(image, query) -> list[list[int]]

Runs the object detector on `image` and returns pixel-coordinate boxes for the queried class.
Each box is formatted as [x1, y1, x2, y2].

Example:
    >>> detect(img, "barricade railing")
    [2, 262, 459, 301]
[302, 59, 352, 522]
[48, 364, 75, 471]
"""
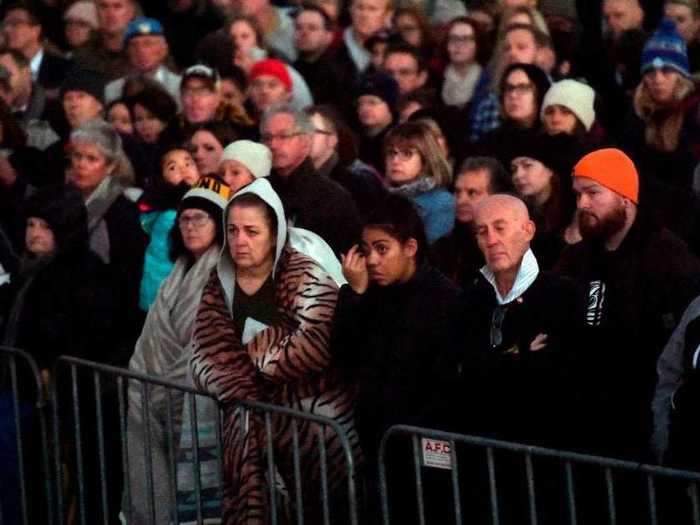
[232, 398, 360, 525]
[0, 346, 53, 525]
[47, 356, 360, 525]
[50, 355, 225, 525]
[378, 425, 700, 525]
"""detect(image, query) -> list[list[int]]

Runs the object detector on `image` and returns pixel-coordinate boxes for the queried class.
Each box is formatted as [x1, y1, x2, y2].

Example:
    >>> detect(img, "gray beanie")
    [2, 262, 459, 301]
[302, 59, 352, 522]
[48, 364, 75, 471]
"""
[541, 79, 596, 131]
[219, 140, 272, 180]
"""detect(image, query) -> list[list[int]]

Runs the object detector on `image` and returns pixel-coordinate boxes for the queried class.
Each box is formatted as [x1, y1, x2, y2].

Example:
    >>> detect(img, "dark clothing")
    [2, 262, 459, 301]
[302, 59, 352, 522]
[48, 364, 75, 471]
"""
[331, 263, 464, 524]
[98, 193, 148, 366]
[72, 39, 130, 81]
[294, 54, 353, 111]
[160, 3, 224, 69]
[456, 270, 582, 525]
[430, 222, 484, 289]
[667, 312, 700, 470]
[332, 263, 464, 452]
[556, 212, 700, 460]
[268, 158, 362, 256]
[327, 40, 364, 87]
[318, 154, 386, 220]
[620, 89, 700, 191]
[358, 126, 391, 175]
[2, 185, 115, 368]
[458, 271, 582, 448]
[36, 50, 72, 94]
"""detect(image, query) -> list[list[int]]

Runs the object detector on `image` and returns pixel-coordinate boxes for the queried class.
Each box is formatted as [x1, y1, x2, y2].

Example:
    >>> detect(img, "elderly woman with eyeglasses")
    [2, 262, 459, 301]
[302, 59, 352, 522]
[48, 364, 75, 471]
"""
[383, 120, 455, 243]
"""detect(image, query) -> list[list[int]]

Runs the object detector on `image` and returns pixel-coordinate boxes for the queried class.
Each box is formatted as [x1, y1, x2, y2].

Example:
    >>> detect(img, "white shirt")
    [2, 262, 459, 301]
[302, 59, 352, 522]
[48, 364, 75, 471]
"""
[29, 48, 44, 81]
[480, 248, 540, 305]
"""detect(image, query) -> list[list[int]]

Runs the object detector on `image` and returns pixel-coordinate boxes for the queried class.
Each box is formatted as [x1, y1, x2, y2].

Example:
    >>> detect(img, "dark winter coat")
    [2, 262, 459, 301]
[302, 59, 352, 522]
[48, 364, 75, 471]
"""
[268, 158, 362, 256]
[331, 262, 465, 457]
[458, 271, 582, 449]
[556, 211, 700, 460]
[430, 221, 484, 289]
[2, 185, 115, 369]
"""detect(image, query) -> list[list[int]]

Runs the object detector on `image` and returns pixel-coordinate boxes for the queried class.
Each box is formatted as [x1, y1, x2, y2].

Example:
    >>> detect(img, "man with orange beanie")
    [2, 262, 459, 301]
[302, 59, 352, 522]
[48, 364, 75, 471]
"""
[556, 147, 700, 464]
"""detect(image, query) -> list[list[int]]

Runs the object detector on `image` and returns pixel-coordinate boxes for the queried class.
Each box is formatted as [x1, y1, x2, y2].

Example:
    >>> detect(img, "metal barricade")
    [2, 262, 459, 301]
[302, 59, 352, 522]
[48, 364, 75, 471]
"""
[48, 356, 360, 525]
[232, 398, 360, 525]
[378, 425, 700, 525]
[0, 346, 53, 525]
[50, 355, 225, 525]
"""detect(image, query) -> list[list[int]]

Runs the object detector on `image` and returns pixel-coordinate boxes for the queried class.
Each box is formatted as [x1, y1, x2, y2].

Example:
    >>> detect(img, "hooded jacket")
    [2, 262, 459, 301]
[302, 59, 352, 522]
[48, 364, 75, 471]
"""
[190, 178, 358, 525]
[3, 185, 115, 369]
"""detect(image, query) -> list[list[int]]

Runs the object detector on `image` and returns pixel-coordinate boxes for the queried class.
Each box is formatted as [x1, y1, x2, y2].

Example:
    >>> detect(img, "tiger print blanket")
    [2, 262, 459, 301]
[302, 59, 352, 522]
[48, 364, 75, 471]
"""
[190, 247, 359, 525]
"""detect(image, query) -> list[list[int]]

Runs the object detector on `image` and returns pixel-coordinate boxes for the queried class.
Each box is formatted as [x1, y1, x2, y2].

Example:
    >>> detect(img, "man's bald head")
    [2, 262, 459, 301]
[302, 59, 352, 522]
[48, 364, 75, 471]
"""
[474, 194, 535, 276]
[604, 0, 644, 39]
[475, 194, 531, 223]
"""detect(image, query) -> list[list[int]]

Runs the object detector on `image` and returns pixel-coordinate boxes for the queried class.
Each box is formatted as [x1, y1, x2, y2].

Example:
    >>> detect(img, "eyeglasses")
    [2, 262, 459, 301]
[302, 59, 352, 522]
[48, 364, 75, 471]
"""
[447, 34, 475, 45]
[261, 131, 304, 143]
[178, 213, 212, 229]
[503, 82, 534, 95]
[385, 147, 418, 161]
[490, 304, 509, 348]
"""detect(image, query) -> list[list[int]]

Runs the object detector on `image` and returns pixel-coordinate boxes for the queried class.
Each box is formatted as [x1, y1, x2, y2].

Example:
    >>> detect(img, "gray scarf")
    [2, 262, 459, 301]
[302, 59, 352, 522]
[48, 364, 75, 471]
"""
[441, 63, 482, 108]
[387, 175, 437, 198]
[85, 176, 124, 264]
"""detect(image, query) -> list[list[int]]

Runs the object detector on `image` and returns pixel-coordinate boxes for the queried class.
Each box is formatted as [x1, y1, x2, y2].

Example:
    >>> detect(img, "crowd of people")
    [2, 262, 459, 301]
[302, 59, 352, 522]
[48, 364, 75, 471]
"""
[2, 0, 700, 523]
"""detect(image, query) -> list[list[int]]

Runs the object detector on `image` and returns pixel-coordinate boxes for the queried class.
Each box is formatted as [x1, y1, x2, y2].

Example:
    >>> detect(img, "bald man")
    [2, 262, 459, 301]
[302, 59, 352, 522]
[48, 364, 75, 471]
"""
[455, 194, 582, 521]
[458, 194, 582, 447]
[603, 0, 645, 39]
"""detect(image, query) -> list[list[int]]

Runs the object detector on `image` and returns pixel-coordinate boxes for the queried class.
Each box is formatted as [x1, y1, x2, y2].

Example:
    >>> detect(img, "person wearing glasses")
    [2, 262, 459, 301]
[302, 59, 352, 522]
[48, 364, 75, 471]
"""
[381, 43, 429, 97]
[262, 102, 361, 256]
[383, 119, 454, 243]
[305, 104, 386, 220]
[126, 177, 230, 525]
[476, 62, 550, 163]
[440, 16, 501, 142]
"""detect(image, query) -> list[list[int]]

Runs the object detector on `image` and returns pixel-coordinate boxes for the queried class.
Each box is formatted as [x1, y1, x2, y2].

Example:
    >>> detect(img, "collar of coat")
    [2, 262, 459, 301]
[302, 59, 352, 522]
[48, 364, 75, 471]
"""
[480, 248, 539, 305]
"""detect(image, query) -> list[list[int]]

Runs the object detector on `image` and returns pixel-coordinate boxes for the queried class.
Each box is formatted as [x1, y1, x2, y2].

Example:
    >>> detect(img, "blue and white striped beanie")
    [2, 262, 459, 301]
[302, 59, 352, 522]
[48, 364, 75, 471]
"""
[641, 18, 690, 78]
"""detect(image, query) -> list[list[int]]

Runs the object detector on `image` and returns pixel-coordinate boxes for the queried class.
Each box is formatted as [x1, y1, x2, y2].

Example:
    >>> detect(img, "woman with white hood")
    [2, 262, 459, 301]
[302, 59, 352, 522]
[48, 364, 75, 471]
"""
[218, 139, 346, 284]
[190, 177, 358, 524]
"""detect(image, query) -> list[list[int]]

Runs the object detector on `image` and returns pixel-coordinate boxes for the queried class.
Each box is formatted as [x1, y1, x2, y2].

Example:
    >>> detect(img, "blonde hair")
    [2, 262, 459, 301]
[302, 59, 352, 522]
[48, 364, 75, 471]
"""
[634, 74, 696, 152]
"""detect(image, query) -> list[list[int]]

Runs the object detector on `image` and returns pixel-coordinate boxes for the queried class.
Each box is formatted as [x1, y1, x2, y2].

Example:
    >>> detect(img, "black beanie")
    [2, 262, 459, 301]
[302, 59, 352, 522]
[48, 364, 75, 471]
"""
[503, 130, 583, 179]
[355, 72, 400, 117]
[24, 184, 88, 255]
[61, 68, 107, 106]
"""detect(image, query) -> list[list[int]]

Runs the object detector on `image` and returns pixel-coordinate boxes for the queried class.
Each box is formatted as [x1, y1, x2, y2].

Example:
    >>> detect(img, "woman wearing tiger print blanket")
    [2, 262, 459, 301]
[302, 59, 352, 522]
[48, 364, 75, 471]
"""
[190, 178, 359, 524]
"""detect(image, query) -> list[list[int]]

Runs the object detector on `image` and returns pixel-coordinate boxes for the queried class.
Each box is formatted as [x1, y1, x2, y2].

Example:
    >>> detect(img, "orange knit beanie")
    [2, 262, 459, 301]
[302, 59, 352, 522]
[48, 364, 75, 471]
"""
[573, 148, 639, 204]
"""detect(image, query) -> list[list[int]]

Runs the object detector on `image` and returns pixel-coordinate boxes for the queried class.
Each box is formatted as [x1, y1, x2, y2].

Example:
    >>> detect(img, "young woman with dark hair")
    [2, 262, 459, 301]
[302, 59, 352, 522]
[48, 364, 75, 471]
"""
[332, 193, 464, 523]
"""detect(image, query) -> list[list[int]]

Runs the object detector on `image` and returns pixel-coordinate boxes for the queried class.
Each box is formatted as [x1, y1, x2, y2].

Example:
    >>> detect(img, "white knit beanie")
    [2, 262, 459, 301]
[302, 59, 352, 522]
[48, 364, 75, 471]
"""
[219, 140, 272, 180]
[541, 79, 596, 132]
[64, 1, 99, 30]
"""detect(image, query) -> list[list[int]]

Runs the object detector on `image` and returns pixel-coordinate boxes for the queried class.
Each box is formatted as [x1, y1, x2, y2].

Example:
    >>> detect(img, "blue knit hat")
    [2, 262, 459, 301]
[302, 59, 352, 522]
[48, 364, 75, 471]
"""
[641, 18, 690, 78]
